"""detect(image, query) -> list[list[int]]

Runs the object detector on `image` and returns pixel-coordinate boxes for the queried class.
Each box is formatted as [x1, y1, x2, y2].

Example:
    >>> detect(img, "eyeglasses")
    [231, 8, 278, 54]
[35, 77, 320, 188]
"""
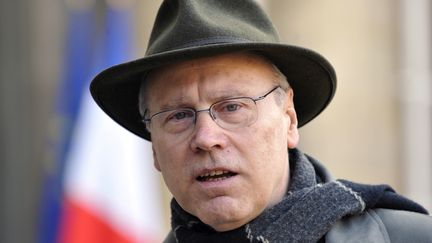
[142, 86, 281, 135]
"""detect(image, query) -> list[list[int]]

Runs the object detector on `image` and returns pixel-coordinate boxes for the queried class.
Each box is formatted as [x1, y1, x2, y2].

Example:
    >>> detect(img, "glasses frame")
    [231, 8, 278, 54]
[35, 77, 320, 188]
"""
[142, 86, 281, 133]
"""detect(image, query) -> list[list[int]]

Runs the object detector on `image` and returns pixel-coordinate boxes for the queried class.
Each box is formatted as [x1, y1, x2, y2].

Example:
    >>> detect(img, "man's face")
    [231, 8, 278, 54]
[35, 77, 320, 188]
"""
[145, 52, 299, 231]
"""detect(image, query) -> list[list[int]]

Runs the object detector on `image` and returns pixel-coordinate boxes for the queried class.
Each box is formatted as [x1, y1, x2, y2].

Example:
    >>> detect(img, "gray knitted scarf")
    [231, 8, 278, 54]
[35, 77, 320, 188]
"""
[169, 149, 427, 243]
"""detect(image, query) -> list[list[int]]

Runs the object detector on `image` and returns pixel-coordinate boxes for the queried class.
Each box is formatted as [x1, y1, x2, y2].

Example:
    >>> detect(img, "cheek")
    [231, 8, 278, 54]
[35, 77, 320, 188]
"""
[153, 135, 187, 164]
[240, 116, 289, 183]
[247, 115, 288, 154]
[152, 138, 189, 187]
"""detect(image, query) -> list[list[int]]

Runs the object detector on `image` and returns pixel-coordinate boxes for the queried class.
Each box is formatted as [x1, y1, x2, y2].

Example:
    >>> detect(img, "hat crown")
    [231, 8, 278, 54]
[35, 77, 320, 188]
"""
[146, 0, 280, 56]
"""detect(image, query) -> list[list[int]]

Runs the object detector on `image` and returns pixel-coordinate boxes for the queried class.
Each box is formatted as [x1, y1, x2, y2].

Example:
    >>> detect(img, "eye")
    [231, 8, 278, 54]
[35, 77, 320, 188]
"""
[213, 99, 250, 115]
[173, 111, 187, 120]
[166, 109, 195, 122]
[224, 103, 240, 112]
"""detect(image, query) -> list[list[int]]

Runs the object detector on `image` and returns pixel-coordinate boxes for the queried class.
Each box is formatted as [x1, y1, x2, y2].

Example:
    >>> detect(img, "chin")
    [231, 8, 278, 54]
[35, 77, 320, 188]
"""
[197, 205, 257, 232]
[203, 216, 245, 232]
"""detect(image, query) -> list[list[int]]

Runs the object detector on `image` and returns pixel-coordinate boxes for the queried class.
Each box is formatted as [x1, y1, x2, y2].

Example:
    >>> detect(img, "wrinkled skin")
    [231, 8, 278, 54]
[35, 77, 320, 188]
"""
[144, 52, 299, 231]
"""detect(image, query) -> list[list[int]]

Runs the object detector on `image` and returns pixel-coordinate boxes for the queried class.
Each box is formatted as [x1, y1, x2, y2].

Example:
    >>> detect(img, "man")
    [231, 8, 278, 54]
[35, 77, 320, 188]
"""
[90, 0, 432, 242]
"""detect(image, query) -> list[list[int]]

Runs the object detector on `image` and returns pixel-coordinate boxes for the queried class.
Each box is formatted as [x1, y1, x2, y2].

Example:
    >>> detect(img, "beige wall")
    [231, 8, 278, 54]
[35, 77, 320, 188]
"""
[268, 0, 402, 188]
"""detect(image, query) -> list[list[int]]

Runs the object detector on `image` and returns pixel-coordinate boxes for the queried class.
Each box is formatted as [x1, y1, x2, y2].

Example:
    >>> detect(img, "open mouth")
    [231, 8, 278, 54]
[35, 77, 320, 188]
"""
[196, 170, 237, 182]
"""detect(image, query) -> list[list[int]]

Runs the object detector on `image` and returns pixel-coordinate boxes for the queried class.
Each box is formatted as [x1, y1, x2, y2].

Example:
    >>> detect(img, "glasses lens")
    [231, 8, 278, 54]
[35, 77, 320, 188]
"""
[211, 98, 257, 130]
[153, 108, 195, 134]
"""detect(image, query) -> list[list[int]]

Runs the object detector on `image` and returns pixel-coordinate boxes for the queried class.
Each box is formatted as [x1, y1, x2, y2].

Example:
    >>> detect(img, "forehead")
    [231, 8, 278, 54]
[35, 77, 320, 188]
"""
[143, 52, 277, 107]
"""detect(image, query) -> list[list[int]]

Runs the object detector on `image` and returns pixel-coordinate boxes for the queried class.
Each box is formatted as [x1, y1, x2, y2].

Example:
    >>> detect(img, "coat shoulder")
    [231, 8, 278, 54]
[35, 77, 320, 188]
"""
[326, 208, 432, 243]
[163, 230, 176, 243]
[374, 208, 432, 243]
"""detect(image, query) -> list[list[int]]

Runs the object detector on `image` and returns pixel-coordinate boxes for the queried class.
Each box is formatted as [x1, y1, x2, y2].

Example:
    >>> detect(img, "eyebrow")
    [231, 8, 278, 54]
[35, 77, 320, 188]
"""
[157, 89, 250, 111]
[208, 89, 249, 100]
[158, 97, 192, 111]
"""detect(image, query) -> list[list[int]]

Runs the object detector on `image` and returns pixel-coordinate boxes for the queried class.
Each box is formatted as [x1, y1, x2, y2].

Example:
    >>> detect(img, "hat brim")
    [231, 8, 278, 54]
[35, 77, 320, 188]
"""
[90, 42, 336, 141]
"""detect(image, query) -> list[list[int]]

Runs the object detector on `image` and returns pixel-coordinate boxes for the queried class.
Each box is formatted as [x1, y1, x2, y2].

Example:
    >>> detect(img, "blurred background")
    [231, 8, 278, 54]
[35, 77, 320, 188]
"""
[0, 0, 431, 242]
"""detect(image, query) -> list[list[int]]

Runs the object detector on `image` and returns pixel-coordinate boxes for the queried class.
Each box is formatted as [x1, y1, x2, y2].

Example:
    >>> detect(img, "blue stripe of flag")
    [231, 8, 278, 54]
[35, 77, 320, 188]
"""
[38, 6, 96, 243]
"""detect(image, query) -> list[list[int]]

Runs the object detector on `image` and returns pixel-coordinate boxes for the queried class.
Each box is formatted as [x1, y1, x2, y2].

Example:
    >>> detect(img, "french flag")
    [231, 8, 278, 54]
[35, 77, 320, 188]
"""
[39, 2, 163, 243]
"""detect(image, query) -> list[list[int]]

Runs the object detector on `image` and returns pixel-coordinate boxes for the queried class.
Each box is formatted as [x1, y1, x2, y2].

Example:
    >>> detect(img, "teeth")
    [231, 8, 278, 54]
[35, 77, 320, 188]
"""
[199, 170, 229, 178]
[207, 177, 225, 182]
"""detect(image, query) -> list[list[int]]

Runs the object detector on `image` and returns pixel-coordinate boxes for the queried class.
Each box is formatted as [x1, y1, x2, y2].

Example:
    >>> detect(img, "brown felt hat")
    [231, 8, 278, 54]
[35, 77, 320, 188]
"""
[90, 0, 337, 141]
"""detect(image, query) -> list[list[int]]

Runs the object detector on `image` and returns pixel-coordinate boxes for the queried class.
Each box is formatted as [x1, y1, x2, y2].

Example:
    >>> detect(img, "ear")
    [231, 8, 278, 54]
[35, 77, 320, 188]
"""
[152, 145, 162, 172]
[284, 89, 299, 149]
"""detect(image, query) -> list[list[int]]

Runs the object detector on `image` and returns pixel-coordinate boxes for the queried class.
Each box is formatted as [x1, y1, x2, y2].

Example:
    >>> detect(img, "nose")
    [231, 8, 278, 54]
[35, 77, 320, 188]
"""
[190, 110, 228, 152]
